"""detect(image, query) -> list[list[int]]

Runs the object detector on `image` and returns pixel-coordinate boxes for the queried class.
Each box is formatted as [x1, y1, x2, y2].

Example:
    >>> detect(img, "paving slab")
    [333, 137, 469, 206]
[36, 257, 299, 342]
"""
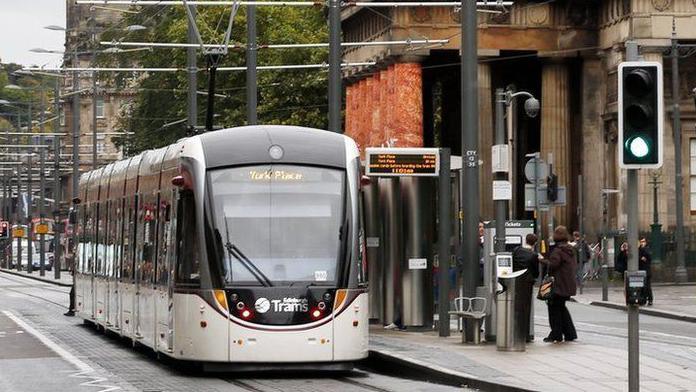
[369, 311, 696, 392]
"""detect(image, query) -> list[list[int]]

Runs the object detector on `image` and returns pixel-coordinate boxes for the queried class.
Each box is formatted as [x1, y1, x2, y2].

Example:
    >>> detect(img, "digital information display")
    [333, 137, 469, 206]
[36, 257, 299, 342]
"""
[365, 148, 440, 177]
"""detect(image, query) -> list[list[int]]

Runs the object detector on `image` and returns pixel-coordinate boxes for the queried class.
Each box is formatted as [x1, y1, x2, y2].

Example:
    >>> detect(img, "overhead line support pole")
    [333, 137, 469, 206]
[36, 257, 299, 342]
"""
[187, 4, 198, 132]
[461, 0, 480, 341]
[671, 24, 687, 282]
[247, 4, 258, 125]
[53, 78, 62, 280]
[328, 0, 341, 133]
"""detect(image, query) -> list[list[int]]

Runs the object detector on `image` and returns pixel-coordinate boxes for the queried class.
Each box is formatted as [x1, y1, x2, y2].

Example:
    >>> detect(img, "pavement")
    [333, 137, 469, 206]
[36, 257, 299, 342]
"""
[0, 268, 72, 287]
[370, 294, 696, 392]
[574, 282, 696, 322]
[4, 269, 696, 392]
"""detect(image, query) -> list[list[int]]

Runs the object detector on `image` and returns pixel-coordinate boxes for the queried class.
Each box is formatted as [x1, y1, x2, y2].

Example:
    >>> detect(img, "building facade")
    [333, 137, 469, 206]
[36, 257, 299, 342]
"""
[342, 0, 696, 244]
[62, 2, 133, 199]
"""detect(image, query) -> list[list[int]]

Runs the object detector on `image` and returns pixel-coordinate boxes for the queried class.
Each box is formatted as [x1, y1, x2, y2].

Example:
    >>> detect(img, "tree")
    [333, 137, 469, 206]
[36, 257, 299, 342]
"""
[99, 5, 330, 154]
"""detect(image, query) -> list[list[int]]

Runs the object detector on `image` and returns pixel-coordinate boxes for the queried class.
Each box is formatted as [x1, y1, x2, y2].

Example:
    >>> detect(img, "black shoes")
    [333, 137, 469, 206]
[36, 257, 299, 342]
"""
[647, 301, 653, 306]
[543, 337, 562, 343]
[63, 310, 75, 317]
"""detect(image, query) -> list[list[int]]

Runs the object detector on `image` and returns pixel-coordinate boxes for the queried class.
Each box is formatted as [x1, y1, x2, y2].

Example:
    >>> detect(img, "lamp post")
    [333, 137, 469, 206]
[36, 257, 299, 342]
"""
[493, 89, 539, 256]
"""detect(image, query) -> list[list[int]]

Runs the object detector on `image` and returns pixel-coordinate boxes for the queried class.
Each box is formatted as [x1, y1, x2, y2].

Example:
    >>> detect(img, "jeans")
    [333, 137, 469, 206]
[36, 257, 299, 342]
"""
[546, 295, 577, 341]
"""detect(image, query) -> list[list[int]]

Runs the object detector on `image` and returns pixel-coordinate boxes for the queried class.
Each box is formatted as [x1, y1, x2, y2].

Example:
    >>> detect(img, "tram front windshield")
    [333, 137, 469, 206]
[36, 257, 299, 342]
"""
[209, 164, 345, 286]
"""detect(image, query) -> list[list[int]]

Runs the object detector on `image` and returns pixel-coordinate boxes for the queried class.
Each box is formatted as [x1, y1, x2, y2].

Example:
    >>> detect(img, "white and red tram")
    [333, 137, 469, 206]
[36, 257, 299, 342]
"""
[74, 126, 368, 370]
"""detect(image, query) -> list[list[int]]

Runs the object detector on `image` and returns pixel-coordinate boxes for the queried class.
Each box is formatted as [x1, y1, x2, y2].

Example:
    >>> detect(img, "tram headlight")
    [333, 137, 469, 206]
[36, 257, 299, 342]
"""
[214, 290, 228, 311]
[311, 309, 322, 319]
[241, 309, 252, 319]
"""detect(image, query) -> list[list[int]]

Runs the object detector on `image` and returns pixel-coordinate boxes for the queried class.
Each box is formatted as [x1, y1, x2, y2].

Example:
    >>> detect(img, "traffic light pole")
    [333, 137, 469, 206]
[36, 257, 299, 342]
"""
[625, 39, 640, 392]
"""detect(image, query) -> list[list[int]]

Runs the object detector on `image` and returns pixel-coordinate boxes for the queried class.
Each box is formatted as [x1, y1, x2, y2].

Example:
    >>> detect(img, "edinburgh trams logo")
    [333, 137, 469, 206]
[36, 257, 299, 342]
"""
[255, 297, 308, 313]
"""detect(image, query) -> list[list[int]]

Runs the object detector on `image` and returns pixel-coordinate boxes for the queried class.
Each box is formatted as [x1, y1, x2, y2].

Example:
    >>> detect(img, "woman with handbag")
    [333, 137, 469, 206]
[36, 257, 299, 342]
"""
[540, 226, 577, 343]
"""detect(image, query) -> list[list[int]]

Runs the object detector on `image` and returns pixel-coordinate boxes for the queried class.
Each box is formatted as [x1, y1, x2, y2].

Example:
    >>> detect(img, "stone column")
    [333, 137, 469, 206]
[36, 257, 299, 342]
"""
[478, 62, 494, 218]
[640, 52, 675, 231]
[385, 65, 395, 145]
[369, 72, 382, 148]
[364, 77, 374, 150]
[540, 60, 571, 227]
[392, 63, 423, 147]
[345, 84, 355, 141]
[379, 69, 390, 146]
[581, 58, 604, 238]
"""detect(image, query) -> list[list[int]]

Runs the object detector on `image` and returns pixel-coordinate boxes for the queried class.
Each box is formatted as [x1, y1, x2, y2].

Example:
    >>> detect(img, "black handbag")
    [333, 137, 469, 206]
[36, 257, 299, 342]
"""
[537, 275, 555, 300]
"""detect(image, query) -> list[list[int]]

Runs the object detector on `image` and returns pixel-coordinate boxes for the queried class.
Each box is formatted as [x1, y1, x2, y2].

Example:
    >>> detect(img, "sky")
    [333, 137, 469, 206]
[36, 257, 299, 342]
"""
[0, 0, 66, 67]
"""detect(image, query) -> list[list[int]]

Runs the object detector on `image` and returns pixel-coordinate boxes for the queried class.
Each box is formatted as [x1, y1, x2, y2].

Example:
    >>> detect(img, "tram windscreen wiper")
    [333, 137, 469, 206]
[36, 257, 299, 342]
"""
[222, 218, 273, 287]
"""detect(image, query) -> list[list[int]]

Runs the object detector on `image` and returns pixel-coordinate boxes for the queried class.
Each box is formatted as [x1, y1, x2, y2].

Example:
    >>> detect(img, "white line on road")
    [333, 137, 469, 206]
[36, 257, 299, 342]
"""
[2, 310, 92, 373]
[2, 310, 122, 392]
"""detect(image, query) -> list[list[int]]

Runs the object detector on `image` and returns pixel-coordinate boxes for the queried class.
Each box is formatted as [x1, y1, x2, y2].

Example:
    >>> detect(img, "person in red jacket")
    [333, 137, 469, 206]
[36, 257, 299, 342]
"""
[540, 226, 577, 343]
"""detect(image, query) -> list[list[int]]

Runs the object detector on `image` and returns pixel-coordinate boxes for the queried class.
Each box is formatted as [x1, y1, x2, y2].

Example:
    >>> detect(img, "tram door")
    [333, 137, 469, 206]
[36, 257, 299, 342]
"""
[155, 191, 176, 352]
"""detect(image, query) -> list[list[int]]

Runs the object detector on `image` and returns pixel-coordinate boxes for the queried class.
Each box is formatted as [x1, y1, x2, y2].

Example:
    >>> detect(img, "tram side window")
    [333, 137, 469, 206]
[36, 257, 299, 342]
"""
[156, 193, 172, 286]
[84, 204, 95, 275]
[95, 202, 105, 277]
[112, 200, 123, 279]
[175, 190, 199, 285]
[122, 196, 136, 282]
[140, 193, 157, 284]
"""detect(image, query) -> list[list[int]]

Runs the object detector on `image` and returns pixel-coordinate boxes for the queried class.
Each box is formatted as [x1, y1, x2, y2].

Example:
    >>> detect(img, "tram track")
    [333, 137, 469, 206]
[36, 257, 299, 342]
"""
[0, 274, 69, 309]
[223, 374, 396, 392]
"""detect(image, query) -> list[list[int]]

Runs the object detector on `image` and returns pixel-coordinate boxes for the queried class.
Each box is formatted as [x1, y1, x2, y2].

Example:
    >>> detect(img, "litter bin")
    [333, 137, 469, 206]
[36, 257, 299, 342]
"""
[496, 269, 527, 352]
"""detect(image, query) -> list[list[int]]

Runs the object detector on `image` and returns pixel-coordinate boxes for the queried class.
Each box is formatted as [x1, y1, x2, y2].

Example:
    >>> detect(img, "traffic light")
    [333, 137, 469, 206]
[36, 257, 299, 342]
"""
[618, 61, 663, 169]
[0, 221, 8, 238]
[547, 173, 558, 202]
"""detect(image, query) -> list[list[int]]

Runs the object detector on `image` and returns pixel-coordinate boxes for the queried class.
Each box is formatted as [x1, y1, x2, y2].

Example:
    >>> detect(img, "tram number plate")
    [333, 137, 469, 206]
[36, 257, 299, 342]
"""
[408, 258, 428, 270]
[365, 148, 439, 177]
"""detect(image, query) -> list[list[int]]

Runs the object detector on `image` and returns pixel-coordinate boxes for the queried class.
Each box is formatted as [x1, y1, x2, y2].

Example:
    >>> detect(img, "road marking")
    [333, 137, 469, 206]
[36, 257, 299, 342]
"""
[2, 310, 92, 373]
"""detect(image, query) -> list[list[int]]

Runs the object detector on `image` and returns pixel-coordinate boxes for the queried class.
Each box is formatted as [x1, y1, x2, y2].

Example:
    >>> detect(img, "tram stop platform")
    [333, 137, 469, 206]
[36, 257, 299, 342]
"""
[367, 297, 696, 392]
[0, 268, 73, 287]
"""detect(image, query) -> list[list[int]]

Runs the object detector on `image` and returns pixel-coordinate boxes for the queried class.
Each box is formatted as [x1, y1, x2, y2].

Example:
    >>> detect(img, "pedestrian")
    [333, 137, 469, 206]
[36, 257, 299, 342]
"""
[540, 226, 577, 343]
[615, 242, 628, 278]
[512, 233, 541, 342]
[639, 237, 653, 306]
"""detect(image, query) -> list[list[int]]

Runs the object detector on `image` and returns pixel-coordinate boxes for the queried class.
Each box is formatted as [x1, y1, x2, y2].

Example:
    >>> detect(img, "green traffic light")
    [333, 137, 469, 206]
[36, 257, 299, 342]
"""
[627, 136, 650, 158]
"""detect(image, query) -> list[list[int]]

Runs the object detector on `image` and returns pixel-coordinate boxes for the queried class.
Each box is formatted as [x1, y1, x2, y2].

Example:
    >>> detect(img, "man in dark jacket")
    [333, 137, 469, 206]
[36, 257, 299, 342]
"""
[512, 233, 540, 342]
[541, 226, 577, 343]
[639, 237, 653, 305]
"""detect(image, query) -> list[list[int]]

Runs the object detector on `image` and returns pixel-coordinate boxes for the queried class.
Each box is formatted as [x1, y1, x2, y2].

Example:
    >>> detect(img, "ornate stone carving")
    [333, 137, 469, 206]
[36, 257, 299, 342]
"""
[409, 7, 431, 23]
[527, 5, 549, 25]
[651, 0, 673, 11]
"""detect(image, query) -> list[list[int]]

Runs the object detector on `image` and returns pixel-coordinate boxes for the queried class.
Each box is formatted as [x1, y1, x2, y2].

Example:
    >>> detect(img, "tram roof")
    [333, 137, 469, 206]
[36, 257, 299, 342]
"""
[198, 125, 349, 169]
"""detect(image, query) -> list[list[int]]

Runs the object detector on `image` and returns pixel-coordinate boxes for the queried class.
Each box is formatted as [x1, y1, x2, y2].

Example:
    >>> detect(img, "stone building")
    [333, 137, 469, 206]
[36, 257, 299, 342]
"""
[62, 2, 133, 199]
[342, 0, 696, 241]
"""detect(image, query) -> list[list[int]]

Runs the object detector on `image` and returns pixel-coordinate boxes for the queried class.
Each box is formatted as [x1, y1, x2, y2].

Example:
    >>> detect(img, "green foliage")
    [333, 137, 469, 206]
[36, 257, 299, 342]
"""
[99, 6, 329, 154]
[0, 63, 54, 132]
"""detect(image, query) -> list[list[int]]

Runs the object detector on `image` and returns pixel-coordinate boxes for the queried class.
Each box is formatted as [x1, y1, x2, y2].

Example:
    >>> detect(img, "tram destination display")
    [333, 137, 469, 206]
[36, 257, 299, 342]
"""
[365, 147, 440, 177]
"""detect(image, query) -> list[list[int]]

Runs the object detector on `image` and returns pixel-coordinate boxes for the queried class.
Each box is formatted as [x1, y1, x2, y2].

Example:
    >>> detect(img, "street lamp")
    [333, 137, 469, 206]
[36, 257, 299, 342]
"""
[492, 88, 539, 256]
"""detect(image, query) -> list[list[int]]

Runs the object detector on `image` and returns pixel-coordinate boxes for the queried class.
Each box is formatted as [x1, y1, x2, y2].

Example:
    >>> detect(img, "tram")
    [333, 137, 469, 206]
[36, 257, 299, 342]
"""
[74, 125, 368, 370]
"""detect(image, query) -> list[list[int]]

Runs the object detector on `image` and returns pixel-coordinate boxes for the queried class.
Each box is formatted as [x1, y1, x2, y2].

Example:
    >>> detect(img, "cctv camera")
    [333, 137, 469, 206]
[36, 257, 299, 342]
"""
[524, 97, 540, 118]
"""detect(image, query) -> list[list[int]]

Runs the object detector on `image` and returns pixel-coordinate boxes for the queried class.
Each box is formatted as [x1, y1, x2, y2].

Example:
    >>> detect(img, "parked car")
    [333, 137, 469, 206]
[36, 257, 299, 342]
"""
[8, 238, 54, 271]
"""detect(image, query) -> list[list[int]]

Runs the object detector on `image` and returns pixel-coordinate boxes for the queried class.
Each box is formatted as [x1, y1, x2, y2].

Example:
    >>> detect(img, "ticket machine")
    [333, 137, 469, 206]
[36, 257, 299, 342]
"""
[483, 220, 535, 341]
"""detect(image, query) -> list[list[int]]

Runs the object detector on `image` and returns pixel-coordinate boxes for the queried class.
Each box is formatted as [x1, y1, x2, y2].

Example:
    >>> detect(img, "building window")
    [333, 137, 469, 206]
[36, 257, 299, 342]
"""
[97, 134, 105, 154]
[690, 139, 696, 212]
[96, 97, 105, 118]
[59, 108, 65, 126]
